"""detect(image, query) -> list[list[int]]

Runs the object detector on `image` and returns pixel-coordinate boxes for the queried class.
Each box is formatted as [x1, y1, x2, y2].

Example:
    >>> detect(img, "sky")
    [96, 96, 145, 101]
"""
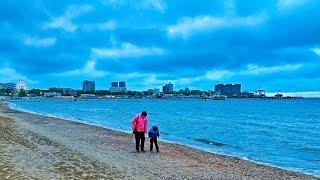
[0, 0, 320, 95]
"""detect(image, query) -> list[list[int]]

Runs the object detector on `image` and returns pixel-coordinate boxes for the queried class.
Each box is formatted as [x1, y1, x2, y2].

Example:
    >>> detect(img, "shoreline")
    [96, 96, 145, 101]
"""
[0, 101, 317, 179]
[6, 100, 314, 176]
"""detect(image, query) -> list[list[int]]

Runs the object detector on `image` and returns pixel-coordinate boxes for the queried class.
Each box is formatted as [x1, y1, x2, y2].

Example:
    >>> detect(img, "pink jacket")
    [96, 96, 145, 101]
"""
[131, 115, 148, 132]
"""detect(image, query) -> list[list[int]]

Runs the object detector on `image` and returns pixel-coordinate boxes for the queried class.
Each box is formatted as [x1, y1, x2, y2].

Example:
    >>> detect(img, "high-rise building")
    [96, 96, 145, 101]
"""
[0, 83, 3, 90]
[162, 82, 174, 94]
[111, 82, 119, 87]
[214, 84, 224, 93]
[233, 84, 241, 94]
[109, 81, 127, 93]
[119, 81, 126, 88]
[82, 80, 95, 92]
[214, 84, 241, 96]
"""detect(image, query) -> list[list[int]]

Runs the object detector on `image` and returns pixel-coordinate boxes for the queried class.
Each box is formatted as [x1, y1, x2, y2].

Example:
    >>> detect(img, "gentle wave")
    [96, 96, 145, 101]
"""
[194, 138, 227, 147]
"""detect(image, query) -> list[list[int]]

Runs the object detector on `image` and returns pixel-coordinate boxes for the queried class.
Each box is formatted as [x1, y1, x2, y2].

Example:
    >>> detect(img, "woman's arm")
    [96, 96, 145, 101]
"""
[131, 116, 138, 130]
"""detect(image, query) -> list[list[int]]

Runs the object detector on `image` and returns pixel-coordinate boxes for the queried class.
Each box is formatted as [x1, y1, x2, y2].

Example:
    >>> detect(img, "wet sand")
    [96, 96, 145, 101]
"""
[0, 101, 317, 179]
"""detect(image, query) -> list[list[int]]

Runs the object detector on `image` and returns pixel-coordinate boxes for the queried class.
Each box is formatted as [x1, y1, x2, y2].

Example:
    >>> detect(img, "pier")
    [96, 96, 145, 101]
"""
[229, 96, 304, 100]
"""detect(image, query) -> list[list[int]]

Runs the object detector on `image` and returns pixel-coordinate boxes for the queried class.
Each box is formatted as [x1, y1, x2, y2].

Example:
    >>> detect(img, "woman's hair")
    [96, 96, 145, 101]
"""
[153, 126, 158, 131]
[141, 111, 147, 117]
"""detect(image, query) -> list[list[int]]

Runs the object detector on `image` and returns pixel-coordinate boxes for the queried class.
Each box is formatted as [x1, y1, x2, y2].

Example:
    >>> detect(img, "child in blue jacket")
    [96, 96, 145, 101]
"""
[148, 126, 160, 153]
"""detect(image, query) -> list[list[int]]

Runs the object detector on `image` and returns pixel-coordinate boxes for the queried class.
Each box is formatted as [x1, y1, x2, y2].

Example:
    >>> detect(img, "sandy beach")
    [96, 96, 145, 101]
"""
[0, 101, 317, 179]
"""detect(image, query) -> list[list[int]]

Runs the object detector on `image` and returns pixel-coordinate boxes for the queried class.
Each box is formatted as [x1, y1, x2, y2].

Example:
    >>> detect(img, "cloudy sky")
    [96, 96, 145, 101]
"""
[1, 0, 320, 94]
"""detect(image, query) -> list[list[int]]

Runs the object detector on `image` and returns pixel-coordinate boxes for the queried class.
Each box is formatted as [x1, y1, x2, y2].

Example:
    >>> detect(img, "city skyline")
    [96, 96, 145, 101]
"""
[1, 1, 320, 96]
[3, 79, 320, 98]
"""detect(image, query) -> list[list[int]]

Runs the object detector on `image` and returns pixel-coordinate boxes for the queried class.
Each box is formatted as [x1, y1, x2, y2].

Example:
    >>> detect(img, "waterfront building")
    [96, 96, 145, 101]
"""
[61, 88, 76, 96]
[109, 81, 127, 93]
[82, 80, 95, 92]
[214, 84, 241, 96]
[162, 82, 174, 94]
[254, 89, 266, 97]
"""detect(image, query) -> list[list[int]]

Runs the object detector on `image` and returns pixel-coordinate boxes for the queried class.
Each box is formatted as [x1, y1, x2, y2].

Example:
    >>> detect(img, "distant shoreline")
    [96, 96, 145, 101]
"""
[4, 96, 320, 101]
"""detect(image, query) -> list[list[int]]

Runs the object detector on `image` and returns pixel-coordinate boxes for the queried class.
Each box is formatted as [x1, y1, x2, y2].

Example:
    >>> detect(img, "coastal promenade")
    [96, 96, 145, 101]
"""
[0, 101, 317, 179]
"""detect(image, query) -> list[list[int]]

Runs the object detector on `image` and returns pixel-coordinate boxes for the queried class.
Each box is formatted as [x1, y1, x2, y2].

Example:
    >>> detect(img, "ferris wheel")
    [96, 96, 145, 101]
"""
[15, 80, 29, 92]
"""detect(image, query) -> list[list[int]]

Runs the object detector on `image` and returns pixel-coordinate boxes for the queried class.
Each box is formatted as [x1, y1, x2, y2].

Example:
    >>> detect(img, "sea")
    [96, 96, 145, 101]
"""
[7, 98, 320, 177]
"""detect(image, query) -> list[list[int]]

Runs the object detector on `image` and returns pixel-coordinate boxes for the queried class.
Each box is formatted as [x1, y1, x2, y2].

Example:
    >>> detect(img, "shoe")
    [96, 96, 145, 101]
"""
[142, 150, 146, 153]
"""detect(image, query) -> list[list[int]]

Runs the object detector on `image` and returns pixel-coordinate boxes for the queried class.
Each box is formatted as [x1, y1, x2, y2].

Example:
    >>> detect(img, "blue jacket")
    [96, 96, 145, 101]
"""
[148, 126, 160, 139]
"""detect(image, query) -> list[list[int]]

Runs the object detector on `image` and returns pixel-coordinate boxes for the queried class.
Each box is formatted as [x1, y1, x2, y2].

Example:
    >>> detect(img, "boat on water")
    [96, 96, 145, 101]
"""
[211, 91, 226, 100]
[213, 96, 226, 100]
[210, 93, 226, 100]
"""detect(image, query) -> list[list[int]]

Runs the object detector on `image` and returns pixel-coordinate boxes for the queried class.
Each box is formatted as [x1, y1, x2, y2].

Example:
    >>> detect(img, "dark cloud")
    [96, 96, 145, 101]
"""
[0, 0, 319, 92]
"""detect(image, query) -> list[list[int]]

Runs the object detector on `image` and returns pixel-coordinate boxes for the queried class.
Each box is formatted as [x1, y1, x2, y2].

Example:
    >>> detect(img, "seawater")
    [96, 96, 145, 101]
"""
[8, 98, 320, 177]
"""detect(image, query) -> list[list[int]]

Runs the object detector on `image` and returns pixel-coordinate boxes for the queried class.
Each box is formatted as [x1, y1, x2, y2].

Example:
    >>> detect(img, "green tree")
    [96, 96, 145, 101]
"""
[178, 89, 185, 95]
[18, 89, 28, 97]
[184, 87, 190, 96]
[190, 90, 202, 95]
[49, 87, 63, 93]
[29, 89, 41, 96]
[76, 90, 83, 98]
[95, 90, 109, 96]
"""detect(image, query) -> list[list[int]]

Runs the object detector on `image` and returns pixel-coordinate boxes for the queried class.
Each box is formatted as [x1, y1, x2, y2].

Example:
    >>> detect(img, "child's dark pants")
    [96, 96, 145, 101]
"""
[135, 131, 145, 152]
[150, 138, 159, 152]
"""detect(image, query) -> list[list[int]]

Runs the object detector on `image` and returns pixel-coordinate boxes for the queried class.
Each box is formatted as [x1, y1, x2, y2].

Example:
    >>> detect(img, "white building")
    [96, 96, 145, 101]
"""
[80, 94, 96, 99]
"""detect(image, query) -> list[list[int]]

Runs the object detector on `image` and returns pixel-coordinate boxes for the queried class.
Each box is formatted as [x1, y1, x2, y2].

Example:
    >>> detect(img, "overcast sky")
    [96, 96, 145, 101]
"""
[1, 0, 320, 94]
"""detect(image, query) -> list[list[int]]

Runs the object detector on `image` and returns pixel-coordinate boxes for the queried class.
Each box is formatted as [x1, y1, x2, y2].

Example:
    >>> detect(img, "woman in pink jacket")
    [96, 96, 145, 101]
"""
[131, 111, 148, 153]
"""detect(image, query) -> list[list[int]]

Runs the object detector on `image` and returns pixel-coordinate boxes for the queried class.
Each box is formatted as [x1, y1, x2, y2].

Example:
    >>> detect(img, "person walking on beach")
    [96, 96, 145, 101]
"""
[131, 111, 148, 153]
[148, 126, 160, 153]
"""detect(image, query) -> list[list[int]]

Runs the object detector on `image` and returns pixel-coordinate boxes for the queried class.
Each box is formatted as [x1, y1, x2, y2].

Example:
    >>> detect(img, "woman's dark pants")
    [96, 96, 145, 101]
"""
[135, 131, 145, 152]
